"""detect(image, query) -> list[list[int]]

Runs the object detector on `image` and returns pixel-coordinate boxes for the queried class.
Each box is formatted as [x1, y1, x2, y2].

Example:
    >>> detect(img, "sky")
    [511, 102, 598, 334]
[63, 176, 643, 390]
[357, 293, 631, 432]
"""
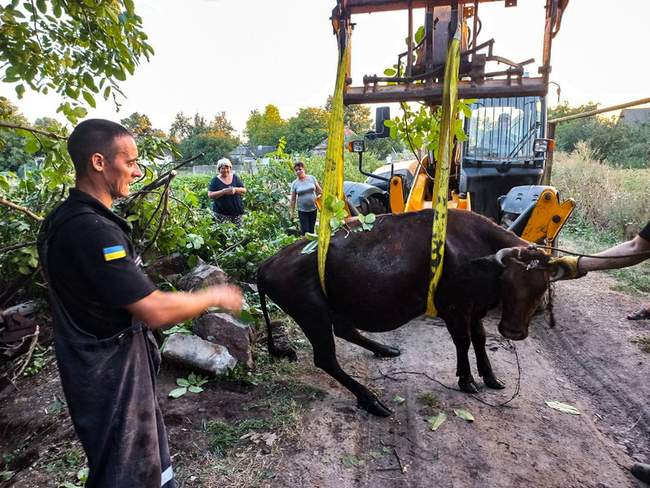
[2, 0, 649, 137]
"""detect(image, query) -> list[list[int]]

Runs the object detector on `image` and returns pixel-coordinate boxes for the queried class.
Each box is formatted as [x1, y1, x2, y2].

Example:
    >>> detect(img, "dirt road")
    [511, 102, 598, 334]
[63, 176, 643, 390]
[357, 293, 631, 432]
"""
[272, 273, 650, 488]
[1, 272, 648, 487]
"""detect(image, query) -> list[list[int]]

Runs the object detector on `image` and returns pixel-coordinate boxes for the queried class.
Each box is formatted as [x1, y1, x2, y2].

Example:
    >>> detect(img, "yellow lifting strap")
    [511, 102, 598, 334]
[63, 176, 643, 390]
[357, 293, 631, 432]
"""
[426, 23, 461, 317]
[318, 26, 349, 293]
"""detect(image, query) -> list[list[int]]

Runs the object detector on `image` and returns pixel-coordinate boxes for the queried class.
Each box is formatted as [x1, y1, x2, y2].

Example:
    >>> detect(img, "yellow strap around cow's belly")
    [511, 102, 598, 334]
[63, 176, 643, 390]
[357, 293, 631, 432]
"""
[317, 28, 349, 294]
[426, 24, 461, 317]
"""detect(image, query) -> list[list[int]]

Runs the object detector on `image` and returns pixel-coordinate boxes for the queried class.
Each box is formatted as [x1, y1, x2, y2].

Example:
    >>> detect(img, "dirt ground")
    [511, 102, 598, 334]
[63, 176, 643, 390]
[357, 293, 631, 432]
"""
[1, 271, 648, 487]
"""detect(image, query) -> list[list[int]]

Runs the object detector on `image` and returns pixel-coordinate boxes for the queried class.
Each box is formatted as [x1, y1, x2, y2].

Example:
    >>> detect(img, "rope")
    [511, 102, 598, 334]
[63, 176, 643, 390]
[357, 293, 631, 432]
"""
[534, 244, 650, 260]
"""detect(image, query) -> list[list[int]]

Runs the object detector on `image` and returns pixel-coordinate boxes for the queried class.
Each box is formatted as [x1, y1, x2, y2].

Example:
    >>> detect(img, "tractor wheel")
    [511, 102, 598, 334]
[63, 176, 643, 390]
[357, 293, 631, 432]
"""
[359, 195, 389, 215]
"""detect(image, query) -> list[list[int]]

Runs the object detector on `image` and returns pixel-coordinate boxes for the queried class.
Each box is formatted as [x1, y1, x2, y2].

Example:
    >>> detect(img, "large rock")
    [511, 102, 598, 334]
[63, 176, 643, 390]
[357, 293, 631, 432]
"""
[193, 313, 253, 368]
[144, 252, 188, 281]
[176, 260, 228, 291]
[162, 333, 236, 375]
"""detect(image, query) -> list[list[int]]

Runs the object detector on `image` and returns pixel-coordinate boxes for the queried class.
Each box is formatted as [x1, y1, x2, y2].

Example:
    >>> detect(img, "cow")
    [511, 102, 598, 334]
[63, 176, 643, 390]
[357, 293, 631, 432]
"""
[257, 208, 555, 417]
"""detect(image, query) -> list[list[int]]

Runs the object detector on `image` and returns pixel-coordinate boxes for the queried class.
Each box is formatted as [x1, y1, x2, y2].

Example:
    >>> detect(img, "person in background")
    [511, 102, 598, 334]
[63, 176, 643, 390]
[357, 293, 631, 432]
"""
[38, 119, 242, 488]
[208, 158, 246, 226]
[552, 221, 650, 484]
[290, 161, 322, 236]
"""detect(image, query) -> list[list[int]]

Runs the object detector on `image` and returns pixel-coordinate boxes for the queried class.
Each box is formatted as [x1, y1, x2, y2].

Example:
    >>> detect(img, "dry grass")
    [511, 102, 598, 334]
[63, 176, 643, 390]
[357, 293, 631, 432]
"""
[552, 143, 650, 237]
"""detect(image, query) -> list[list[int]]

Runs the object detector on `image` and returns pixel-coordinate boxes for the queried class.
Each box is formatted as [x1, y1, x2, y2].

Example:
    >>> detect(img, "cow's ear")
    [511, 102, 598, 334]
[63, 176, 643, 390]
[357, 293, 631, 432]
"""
[470, 256, 505, 276]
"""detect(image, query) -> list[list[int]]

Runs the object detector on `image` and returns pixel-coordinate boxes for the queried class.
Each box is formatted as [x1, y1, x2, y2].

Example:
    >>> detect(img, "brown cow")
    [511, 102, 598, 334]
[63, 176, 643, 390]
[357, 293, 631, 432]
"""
[258, 209, 553, 416]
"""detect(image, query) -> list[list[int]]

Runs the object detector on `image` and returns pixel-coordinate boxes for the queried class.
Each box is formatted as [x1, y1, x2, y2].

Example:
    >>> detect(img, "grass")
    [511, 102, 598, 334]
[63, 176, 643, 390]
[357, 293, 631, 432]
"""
[552, 147, 650, 294]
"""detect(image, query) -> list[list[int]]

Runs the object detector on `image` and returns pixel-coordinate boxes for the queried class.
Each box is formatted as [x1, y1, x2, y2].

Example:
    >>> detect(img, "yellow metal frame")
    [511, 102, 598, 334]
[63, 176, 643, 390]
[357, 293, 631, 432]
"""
[521, 188, 575, 245]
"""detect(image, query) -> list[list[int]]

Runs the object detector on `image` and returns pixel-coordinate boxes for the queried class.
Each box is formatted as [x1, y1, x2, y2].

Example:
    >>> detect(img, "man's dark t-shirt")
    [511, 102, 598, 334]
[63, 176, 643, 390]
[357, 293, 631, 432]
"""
[42, 189, 156, 339]
[639, 221, 650, 241]
[208, 174, 244, 215]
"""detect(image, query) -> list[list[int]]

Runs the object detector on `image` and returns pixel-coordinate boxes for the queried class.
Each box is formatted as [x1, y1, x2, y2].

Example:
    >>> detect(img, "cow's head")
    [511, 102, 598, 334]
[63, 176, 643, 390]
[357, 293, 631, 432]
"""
[493, 246, 551, 340]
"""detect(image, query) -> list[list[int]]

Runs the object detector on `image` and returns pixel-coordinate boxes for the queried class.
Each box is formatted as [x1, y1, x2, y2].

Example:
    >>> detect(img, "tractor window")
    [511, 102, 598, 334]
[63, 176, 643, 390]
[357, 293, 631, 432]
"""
[463, 97, 544, 165]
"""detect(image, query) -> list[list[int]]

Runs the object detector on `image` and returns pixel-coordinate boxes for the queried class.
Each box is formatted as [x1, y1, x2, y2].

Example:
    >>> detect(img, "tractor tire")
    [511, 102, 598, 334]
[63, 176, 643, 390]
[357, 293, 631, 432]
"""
[359, 195, 389, 215]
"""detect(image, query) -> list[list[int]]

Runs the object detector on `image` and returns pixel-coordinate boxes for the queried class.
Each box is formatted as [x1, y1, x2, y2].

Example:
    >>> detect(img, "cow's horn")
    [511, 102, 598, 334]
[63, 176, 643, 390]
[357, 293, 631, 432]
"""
[495, 247, 519, 268]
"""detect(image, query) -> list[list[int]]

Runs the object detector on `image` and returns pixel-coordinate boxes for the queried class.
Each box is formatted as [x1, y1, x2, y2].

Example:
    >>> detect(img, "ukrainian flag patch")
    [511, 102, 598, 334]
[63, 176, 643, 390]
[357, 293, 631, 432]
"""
[103, 245, 127, 261]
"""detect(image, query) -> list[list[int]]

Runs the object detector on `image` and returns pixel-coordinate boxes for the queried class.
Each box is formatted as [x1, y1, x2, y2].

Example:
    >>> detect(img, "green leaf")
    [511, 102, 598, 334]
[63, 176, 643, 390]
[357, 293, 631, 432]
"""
[545, 401, 581, 415]
[426, 412, 447, 431]
[301, 240, 318, 255]
[176, 378, 190, 387]
[454, 408, 475, 422]
[365, 213, 376, 224]
[36, 0, 46, 13]
[169, 387, 187, 399]
[383, 68, 397, 77]
[15, 84, 25, 98]
[393, 395, 405, 404]
[188, 385, 203, 393]
[415, 25, 425, 44]
[24, 137, 40, 154]
[82, 91, 96, 108]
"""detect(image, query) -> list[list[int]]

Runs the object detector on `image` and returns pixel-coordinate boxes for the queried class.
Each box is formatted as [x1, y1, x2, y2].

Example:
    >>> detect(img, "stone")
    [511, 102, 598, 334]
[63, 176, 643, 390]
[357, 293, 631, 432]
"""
[144, 252, 188, 280]
[176, 260, 228, 291]
[193, 313, 253, 368]
[162, 333, 236, 375]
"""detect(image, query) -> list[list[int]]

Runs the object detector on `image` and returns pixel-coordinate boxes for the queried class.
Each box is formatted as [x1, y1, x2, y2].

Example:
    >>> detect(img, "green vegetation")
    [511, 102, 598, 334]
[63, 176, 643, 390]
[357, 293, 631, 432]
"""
[550, 102, 650, 169]
[552, 146, 650, 294]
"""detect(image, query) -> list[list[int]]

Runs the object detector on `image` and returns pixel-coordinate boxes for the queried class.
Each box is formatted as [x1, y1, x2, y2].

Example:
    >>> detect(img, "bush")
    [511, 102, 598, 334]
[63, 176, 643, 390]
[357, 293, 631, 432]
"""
[551, 143, 650, 237]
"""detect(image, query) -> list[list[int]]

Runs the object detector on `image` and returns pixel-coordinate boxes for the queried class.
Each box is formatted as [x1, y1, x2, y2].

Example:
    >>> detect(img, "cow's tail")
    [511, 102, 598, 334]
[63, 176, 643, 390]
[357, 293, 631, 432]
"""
[258, 279, 298, 362]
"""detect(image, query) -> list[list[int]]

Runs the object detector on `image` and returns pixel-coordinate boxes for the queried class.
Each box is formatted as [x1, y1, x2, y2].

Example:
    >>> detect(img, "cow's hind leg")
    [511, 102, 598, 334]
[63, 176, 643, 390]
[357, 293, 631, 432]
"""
[332, 317, 400, 358]
[296, 311, 393, 417]
[470, 317, 505, 390]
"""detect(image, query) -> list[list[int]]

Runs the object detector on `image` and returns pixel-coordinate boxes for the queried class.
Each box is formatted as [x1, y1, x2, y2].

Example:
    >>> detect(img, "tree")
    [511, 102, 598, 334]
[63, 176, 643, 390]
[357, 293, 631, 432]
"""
[0, 0, 154, 123]
[285, 107, 329, 153]
[179, 132, 240, 165]
[245, 105, 287, 146]
[209, 112, 235, 137]
[170, 112, 193, 142]
[0, 97, 32, 171]
[326, 96, 373, 134]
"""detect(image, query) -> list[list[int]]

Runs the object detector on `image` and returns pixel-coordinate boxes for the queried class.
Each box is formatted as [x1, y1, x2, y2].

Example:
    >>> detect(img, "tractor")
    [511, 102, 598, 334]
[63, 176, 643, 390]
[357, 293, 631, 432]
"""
[336, 0, 574, 246]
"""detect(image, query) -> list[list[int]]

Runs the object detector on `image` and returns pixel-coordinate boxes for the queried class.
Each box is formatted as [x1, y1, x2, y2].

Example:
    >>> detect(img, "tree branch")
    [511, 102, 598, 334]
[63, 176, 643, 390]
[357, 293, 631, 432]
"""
[0, 241, 37, 254]
[0, 122, 66, 140]
[0, 197, 43, 222]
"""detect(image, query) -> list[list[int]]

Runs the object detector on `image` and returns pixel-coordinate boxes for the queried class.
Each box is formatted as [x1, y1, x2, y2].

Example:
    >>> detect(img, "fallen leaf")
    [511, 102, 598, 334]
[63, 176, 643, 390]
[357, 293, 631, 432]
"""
[393, 395, 406, 404]
[426, 412, 447, 431]
[545, 401, 581, 415]
[454, 408, 475, 422]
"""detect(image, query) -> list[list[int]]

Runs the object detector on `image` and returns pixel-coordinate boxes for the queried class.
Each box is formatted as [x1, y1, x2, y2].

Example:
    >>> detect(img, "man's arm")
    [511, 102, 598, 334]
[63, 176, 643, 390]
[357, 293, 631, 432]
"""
[579, 234, 650, 272]
[125, 284, 242, 329]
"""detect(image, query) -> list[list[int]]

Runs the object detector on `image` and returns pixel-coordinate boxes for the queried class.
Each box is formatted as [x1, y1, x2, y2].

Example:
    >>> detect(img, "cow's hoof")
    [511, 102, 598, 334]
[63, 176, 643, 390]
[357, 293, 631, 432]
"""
[483, 374, 506, 389]
[358, 397, 393, 417]
[459, 377, 480, 394]
[374, 346, 401, 358]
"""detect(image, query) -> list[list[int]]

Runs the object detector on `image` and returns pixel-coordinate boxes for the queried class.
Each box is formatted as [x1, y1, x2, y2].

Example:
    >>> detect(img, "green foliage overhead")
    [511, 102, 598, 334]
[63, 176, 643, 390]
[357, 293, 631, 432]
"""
[0, 97, 32, 171]
[284, 107, 329, 153]
[0, 0, 154, 122]
[245, 104, 287, 147]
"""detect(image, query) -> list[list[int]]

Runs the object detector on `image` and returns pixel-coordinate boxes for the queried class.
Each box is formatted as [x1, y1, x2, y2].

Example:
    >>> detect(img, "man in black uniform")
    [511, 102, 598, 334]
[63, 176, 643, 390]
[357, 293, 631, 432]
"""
[553, 221, 650, 484]
[37, 119, 242, 488]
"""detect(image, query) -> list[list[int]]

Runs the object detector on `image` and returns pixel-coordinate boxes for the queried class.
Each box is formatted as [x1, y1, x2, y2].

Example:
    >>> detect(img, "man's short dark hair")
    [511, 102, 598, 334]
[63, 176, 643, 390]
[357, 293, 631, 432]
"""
[294, 161, 305, 170]
[67, 119, 133, 177]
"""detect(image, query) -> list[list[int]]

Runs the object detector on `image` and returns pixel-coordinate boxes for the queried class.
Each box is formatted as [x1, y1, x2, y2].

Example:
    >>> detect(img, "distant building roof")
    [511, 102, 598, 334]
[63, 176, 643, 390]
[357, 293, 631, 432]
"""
[619, 108, 650, 125]
[311, 127, 358, 155]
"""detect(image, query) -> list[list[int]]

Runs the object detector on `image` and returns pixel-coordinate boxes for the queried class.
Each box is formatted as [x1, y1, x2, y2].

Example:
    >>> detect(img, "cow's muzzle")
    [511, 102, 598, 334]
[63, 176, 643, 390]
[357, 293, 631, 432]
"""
[498, 321, 528, 341]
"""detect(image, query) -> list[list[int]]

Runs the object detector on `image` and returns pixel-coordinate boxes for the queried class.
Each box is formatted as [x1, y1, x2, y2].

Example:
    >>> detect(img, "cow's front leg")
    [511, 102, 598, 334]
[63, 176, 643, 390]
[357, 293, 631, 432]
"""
[445, 317, 478, 393]
[470, 318, 505, 390]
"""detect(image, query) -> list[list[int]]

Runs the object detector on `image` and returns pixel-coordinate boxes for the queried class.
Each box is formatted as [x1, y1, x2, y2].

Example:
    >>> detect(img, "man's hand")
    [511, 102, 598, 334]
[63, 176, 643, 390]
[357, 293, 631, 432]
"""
[209, 284, 242, 313]
[549, 256, 586, 280]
